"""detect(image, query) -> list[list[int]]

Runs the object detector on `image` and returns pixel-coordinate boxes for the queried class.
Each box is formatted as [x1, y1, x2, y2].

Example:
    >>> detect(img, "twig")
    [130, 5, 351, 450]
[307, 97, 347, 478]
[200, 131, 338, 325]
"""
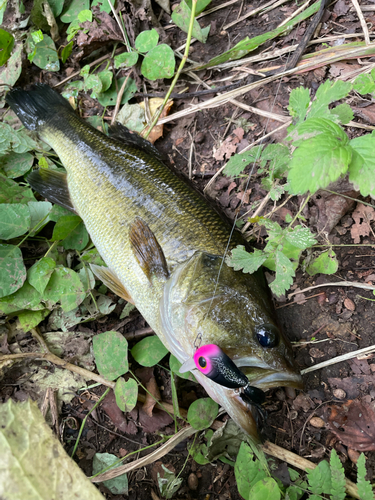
[224, 0, 288, 31]
[261, 442, 359, 498]
[278, 0, 312, 27]
[241, 192, 272, 233]
[288, 280, 375, 299]
[351, 0, 370, 45]
[111, 71, 131, 126]
[301, 344, 375, 375]
[107, 0, 128, 47]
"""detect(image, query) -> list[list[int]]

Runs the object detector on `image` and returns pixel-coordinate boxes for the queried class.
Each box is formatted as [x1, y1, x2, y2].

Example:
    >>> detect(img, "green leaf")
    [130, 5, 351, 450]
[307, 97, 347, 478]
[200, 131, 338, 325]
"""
[172, 0, 210, 43]
[43, 267, 86, 312]
[234, 442, 268, 499]
[27, 257, 56, 295]
[0, 203, 30, 239]
[169, 354, 196, 382]
[288, 119, 352, 194]
[227, 246, 267, 274]
[329, 450, 346, 500]
[28, 201, 53, 234]
[47, 0, 65, 17]
[270, 250, 295, 297]
[131, 336, 168, 367]
[98, 70, 113, 93]
[60, 0, 90, 22]
[0, 281, 43, 314]
[32, 35, 60, 72]
[96, 76, 137, 107]
[187, 398, 218, 430]
[0, 174, 36, 204]
[0, 28, 15, 66]
[330, 103, 354, 124]
[249, 478, 281, 500]
[306, 461, 331, 495]
[357, 453, 374, 500]
[141, 44, 175, 81]
[0, 152, 34, 178]
[61, 40, 74, 63]
[0, 0, 7, 24]
[49, 204, 72, 222]
[80, 248, 106, 267]
[308, 79, 352, 119]
[349, 133, 375, 197]
[31, 30, 44, 44]
[306, 250, 338, 276]
[288, 86, 310, 124]
[91, 0, 112, 13]
[189, 431, 213, 465]
[92, 453, 128, 495]
[135, 29, 159, 53]
[77, 9, 92, 22]
[0, 244, 26, 298]
[285, 226, 316, 249]
[116, 102, 146, 133]
[114, 51, 139, 69]
[223, 146, 263, 177]
[93, 331, 129, 380]
[18, 309, 49, 332]
[51, 215, 89, 250]
[114, 377, 138, 412]
[353, 73, 375, 95]
[0, 42, 23, 87]
[185, 0, 212, 15]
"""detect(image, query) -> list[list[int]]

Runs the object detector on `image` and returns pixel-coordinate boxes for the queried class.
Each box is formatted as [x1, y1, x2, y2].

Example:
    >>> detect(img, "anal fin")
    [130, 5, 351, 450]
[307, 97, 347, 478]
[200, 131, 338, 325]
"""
[27, 169, 77, 214]
[90, 264, 134, 304]
[129, 217, 169, 284]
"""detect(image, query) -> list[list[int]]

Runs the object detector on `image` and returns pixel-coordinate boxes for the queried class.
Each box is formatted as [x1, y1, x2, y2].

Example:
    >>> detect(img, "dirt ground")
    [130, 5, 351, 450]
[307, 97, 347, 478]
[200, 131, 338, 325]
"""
[2, 0, 375, 498]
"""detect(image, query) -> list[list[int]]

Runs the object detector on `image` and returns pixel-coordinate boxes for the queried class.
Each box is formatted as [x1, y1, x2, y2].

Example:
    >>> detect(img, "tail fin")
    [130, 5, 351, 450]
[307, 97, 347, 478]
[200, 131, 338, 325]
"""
[5, 84, 73, 131]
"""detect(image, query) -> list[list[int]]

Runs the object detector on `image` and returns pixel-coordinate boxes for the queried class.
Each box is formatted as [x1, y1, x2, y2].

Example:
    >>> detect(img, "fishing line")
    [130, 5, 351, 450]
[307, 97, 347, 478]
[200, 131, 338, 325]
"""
[198, 13, 303, 344]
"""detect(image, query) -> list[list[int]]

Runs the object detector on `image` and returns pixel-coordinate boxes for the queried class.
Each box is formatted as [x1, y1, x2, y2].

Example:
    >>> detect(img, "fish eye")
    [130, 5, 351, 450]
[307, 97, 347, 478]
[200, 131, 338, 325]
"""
[198, 356, 207, 368]
[254, 324, 279, 348]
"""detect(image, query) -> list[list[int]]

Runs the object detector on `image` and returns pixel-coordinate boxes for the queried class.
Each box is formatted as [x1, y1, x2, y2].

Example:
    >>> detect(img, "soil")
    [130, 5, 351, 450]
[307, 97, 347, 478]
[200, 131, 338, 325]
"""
[2, 0, 375, 498]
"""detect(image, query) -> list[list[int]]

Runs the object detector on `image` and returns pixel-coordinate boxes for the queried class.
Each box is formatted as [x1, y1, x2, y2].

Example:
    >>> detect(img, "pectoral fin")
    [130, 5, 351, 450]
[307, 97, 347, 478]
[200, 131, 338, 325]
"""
[90, 264, 134, 304]
[129, 217, 169, 284]
[27, 169, 77, 214]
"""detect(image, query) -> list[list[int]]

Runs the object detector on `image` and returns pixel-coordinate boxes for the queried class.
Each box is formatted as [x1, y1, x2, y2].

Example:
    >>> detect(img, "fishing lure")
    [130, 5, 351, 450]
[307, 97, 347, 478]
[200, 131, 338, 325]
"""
[179, 344, 265, 407]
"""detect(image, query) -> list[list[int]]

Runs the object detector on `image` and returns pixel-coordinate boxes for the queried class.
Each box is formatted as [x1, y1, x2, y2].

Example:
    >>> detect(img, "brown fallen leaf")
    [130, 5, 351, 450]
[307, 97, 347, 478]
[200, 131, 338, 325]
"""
[142, 375, 161, 417]
[352, 104, 375, 125]
[324, 399, 375, 451]
[140, 98, 173, 144]
[76, 6, 123, 54]
[102, 390, 138, 434]
[213, 128, 244, 161]
[350, 203, 375, 243]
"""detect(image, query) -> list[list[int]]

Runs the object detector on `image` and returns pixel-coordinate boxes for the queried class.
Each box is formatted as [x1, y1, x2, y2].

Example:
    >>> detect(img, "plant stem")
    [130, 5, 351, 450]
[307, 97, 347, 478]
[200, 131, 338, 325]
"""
[143, 0, 198, 139]
[288, 193, 311, 227]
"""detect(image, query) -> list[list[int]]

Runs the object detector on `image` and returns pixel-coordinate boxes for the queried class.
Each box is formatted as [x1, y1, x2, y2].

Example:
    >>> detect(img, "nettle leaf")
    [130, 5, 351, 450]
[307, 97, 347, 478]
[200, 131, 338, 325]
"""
[308, 79, 352, 119]
[357, 453, 374, 500]
[269, 250, 295, 297]
[234, 442, 267, 499]
[330, 103, 353, 124]
[285, 226, 316, 249]
[114, 377, 138, 412]
[27, 257, 56, 295]
[227, 246, 267, 274]
[329, 450, 346, 500]
[306, 250, 338, 276]
[0, 281, 43, 314]
[223, 146, 263, 177]
[172, 0, 210, 43]
[0, 244, 27, 298]
[141, 44, 175, 81]
[349, 132, 375, 198]
[135, 29, 159, 53]
[288, 119, 352, 194]
[288, 86, 310, 124]
[353, 73, 375, 95]
[43, 267, 86, 312]
[93, 331, 129, 380]
[131, 336, 168, 367]
[187, 398, 218, 430]
[0, 204, 30, 240]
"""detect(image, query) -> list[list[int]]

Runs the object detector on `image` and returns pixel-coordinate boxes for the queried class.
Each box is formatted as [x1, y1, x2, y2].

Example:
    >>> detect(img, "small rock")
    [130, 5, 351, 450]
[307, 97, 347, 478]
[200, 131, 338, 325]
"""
[195, 132, 205, 144]
[344, 298, 355, 311]
[188, 473, 198, 491]
[348, 449, 361, 464]
[310, 417, 325, 428]
[333, 388, 346, 399]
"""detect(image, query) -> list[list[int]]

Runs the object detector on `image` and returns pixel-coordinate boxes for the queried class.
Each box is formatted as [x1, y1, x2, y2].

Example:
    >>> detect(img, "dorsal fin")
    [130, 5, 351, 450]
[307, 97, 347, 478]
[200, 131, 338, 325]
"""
[27, 169, 77, 213]
[109, 122, 164, 163]
[90, 264, 134, 304]
[129, 217, 169, 284]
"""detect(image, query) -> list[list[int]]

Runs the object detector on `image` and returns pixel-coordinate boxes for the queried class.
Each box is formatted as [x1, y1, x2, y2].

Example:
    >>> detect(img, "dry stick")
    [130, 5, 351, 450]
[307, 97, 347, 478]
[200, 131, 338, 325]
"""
[351, 0, 370, 45]
[111, 71, 131, 126]
[301, 344, 375, 375]
[143, 0, 197, 139]
[288, 280, 375, 299]
[261, 442, 359, 499]
[241, 192, 272, 234]
[278, 0, 313, 27]
[107, 0, 128, 46]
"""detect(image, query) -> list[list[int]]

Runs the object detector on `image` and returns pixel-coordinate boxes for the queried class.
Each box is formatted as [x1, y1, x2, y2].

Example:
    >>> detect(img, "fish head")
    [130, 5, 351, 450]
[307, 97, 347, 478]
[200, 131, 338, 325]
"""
[160, 251, 302, 438]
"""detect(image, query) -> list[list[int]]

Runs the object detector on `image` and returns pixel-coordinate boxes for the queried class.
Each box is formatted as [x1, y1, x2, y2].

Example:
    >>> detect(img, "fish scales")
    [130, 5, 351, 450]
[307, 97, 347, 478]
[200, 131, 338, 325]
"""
[6, 85, 303, 441]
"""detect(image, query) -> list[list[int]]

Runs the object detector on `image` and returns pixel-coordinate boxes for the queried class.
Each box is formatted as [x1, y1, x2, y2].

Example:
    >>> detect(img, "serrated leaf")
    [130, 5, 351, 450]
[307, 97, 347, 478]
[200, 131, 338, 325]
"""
[288, 119, 352, 194]
[309, 79, 352, 119]
[172, 0, 210, 43]
[187, 398, 218, 430]
[135, 29, 159, 52]
[227, 246, 267, 274]
[43, 267, 86, 312]
[306, 461, 331, 495]
[306, 250, 338, 275]
[0, 203, 30, 240]
[27, 257, 56, 295]
[234, 442, 267, 499]
[141, 44, 175, 81]
[288, 86, 310, 124]
[330, 103, 354, 124]
[349, 133, 375, 198]
[285, 226, 316, 249]
[131, 336, 168, 367]
[0, 281, 43, 314]
[249, 478, 281, 500]
[357, 453, 374, 500]
[114, 377, 138, 412]
[0, 152, 34, 178]
[223, 146, 263, 177]
[92, 330, 129, 380]
[0, 244, 27, 298]
[329, 450, 346, 500]
[270, 251, 295, 297]
[353, 73, 375, 95]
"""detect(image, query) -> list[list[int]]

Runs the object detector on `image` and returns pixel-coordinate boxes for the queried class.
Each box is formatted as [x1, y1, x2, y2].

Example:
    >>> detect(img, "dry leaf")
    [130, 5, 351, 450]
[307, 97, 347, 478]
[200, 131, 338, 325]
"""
[213, 128, 244, 161]
[76, 7, 123, 52]
[142, 376, 161, 417]
[350, 203, 375, 243]
[324, 400, 375, 451]
[140, 98, 173, 144]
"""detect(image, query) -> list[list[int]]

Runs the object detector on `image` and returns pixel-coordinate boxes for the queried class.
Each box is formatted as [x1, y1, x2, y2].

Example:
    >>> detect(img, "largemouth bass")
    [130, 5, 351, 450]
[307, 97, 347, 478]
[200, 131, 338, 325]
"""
[6, 84, 302, 440]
